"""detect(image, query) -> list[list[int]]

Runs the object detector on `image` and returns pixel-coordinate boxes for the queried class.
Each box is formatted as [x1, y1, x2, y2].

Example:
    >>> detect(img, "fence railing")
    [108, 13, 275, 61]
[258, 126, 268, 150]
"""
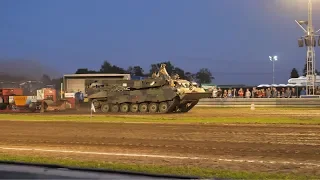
[197, 98, 320, 107]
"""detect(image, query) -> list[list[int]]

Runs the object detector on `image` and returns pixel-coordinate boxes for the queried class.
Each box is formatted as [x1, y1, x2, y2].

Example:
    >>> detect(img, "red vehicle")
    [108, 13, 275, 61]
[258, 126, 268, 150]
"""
[0, 87, 71, 112]
[0, 88, 23, 104]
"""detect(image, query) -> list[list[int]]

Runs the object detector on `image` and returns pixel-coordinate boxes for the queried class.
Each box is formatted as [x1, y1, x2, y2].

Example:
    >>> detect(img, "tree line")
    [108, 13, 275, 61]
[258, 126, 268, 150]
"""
[75, 60, 214, 84]
[0, 60, 213, 92]
[41, 60, 320, 89]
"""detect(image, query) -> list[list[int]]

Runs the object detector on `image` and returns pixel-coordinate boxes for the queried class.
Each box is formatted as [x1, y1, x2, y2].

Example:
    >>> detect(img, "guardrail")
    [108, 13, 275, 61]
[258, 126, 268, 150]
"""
[197, 98, 320, 107]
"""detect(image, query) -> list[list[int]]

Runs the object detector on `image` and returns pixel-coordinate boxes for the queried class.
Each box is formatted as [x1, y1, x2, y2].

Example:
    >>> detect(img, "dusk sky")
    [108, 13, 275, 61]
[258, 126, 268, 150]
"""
[1, 0, 320, 85]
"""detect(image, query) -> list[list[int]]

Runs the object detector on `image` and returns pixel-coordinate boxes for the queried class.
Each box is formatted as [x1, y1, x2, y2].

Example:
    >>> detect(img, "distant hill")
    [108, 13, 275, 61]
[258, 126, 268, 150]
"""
[0, 59, 62, 81]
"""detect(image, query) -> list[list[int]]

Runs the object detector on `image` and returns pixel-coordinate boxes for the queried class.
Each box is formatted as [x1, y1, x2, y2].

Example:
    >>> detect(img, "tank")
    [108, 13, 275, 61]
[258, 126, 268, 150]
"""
[87, 64, 212, 113]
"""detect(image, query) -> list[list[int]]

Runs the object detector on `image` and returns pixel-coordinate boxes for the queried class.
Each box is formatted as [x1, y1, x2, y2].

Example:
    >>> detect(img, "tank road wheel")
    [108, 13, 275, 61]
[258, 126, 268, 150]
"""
[92, 99, 101, 108]
[148, 103, 158, 113]
[159, 102, 169, 113]
[111, 104, 119, 112]
[120, 103, 129, 113]
[139, 103, 148, 113]
[130, 104, 139, 113]
[100, 103, 110, 113]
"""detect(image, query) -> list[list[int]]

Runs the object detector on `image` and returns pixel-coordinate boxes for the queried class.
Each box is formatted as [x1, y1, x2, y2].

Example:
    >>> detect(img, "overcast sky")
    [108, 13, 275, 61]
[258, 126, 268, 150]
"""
[1, 0, 320, 85]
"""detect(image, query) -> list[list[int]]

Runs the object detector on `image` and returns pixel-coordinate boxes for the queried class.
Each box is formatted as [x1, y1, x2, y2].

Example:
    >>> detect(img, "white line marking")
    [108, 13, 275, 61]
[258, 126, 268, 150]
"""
[0, 147, 202, 160]
[0, 146, 319, 167]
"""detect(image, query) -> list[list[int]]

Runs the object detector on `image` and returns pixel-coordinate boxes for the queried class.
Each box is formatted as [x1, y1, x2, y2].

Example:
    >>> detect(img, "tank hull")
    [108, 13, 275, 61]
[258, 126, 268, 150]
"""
[88, 88, 211, 114]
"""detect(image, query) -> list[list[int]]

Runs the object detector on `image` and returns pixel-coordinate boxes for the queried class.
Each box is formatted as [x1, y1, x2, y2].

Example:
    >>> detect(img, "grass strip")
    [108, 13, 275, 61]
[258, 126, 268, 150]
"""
[0, 107, 320, 124]
[0, 154, 316, 180]
[0, 114, 319, 124]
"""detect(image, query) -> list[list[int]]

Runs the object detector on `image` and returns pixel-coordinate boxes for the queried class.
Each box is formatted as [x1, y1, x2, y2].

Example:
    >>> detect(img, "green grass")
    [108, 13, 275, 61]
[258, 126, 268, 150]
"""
[0, 154, 317, 180]
[0, 113, 319, 125]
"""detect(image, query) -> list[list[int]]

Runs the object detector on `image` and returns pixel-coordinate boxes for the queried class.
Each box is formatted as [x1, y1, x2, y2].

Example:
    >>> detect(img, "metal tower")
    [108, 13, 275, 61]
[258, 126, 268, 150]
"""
[295, 0, 320, 95]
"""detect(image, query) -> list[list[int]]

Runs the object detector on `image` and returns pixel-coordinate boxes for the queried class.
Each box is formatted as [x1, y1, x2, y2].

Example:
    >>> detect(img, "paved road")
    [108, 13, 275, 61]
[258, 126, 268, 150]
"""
[0, 121, 319, 176]
[0, 162, 196, 179]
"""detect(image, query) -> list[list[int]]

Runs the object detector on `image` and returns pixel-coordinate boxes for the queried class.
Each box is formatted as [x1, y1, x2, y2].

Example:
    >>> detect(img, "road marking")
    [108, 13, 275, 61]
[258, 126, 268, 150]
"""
[0, 146, 319, 167]
[0, 146, 203, 160]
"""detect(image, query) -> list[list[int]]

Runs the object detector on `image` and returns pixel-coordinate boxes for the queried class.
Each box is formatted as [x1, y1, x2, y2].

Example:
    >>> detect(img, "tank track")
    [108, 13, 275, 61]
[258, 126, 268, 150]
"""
[176, 100, 199, 113]
[91, 97, 197, 114]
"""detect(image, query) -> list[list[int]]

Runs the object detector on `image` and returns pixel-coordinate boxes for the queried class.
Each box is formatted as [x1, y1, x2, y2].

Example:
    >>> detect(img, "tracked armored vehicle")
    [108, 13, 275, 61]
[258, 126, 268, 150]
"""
[87, 64, 212, 113]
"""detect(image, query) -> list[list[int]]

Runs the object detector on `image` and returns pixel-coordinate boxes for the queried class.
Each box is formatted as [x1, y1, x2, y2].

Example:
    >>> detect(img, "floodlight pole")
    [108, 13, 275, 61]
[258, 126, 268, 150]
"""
[273, 59, 275, 84]
[295, 0, 320, 95]
[269, 56, 277, 84]
[307, 0, 315, 95]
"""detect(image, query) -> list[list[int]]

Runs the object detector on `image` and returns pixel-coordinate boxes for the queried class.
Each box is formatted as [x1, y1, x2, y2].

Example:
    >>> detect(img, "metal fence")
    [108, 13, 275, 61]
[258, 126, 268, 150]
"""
[197, 98, 320, 107]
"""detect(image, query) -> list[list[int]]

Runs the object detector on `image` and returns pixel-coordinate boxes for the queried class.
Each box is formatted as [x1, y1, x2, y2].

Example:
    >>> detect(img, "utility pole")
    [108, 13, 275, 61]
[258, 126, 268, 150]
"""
[296, 0, 320, 95]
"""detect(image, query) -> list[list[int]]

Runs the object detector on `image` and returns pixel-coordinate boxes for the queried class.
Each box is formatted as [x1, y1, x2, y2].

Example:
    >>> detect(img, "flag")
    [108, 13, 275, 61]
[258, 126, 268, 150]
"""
[91, 103, 96, 113]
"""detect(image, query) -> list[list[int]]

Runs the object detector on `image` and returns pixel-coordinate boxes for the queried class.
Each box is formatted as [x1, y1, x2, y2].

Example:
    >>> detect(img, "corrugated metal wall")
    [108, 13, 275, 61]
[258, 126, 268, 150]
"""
[66, 79, 85, 93]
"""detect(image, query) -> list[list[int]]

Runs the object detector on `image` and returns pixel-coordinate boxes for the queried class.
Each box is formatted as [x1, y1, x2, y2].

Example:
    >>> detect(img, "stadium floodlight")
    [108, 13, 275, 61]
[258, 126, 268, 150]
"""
[295, 0, 320, 95]
[269, 56, 278, 84]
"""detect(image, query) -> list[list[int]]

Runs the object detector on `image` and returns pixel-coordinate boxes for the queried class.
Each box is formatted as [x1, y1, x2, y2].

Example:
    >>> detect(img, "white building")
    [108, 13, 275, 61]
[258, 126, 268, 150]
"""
[257, 76, 320, 88]
[287, 76, 320, 86]
[63, 73, 131, 95]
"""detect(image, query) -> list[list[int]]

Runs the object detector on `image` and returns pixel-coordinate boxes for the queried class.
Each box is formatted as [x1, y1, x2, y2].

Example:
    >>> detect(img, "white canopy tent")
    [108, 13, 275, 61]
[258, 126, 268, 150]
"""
[257, 84, 271, 88]
[286, 84, 297, 87]
[257, 84, 303, 88]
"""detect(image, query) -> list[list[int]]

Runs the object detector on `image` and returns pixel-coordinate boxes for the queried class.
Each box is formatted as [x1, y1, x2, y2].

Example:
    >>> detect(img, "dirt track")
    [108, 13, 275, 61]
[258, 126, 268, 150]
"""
[0, 120, 319, 176]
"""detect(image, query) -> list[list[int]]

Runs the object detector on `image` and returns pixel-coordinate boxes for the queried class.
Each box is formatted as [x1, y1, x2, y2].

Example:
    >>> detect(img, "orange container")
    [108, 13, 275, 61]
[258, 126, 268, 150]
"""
[12, 96, 28, 106]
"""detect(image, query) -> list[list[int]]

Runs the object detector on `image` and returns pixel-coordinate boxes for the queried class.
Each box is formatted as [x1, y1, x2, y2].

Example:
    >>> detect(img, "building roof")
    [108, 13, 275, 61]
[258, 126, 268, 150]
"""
[64, 74, 131, 78]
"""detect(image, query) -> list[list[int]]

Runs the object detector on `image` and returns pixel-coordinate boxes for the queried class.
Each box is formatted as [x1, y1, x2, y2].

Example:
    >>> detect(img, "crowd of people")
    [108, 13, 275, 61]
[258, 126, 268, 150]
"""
[211, 86, 320, 98]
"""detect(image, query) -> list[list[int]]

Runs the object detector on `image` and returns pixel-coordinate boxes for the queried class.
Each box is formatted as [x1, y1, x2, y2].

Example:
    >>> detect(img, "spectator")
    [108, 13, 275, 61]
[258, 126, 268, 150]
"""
[245, 88, 251, 98]
[291, 88, 297, 98]
[232, 88, 237, 98]
[227, 89, 232, 98]
[272, 87, 278, 98]
[300, 87, 306, 97]
[280, 88, 285, 98]
[266, 88, 271, 98]
[285, 87, 292, 98]
[257, 89, 262, 98]
[212, 87, 217, 98]
[258, 89, 264, 98]
[238, 88, 244, 98]
[251, 87, 257, 98]
[217, 87, 222, 98]
[75, 90, 81, 110]
[79, 91, 84, 103]
[261, 89, 266, 98]
[223, 90, 228, 98]
[281, 91, 285, 98]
